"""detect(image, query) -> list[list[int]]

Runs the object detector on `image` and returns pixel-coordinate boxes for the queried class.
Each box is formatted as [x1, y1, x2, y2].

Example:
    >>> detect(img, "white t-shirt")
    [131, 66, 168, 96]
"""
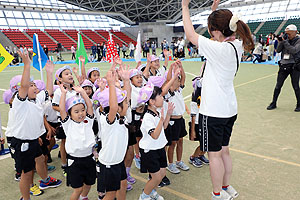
[139, 110, 168, 151]
[52, 88, 78, 117]
[164, 87, 185, 116]
[98, 113, 128, 165]
[130, 83, 141, 109]
[11, 91, 48, 140]
[5, 109, 15, 137]
[61, 114, 96, 157]
[94, 107, 102, 140]
[197, 36, 243, 118]
[44, 100, 58, 123]
[190, 102, 199, 124]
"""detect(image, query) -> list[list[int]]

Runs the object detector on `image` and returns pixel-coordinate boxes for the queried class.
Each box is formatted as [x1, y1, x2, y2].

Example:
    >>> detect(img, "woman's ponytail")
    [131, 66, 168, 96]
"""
[236, 20, 255, 52]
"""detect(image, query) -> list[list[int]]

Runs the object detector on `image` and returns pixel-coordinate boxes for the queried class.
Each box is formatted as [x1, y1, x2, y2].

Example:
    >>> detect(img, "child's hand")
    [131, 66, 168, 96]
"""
[45, 60, 54, 74]
[136, 61, 142, 68]
[174, 67, 181, 77]
[118, 64, 130, 81]
[73, 85, 85, 94]
[115, 57, 123, 66]
[211, 0, 220, 11]
[176, 59, 183, 68]
[182, 0, 190, 7]
[97, 78, 107, 91]
[146, 53, 151, 63]
[167, 102, 175, 115]
[18, 50, 31, 65]
[79, 55, 85, 63]
[160, 108, 165, 122]
[73, 67, 78, 74]
[106, 70, 116, 86]
[59, 84, 67, 94]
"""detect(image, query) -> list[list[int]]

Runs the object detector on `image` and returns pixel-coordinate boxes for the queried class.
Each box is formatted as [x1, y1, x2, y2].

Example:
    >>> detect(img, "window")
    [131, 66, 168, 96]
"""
[0, 11, 3, 17]
[41, 13, 49, 19]
[31, 12, 41, 19]
[7, 18, 17, 26]
[16, 18, 26, 26]
[34, 19, 44, 26]
[23, 12, 32, 18]
[47, 13, 56, 19]
[26, 19, 35, 26]
[4, 11, 14, 18]
[0, 18, 7, 26]
[50, 20, 59, 26]
[13, 11, 23, 18]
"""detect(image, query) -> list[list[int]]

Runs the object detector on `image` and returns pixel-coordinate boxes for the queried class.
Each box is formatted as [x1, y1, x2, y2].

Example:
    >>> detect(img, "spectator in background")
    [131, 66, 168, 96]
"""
[187, 41, 194, 57]
[88, 53, 95, 62]
[91, 44, 97, 59]
[116, 43, 120, 56]
[97, 43, 101, 61]
[19, 45, 23, 63]
[129, 42, 135, 58]
[252, 33, 256, 43]
[268, 33, 275, 60]
[103, 43, 106, 59]
[71, 45, 76, 60]
[43, 45, 49, 58]
[253, 41, 264, 63]
[100, 42, 105, 60]
[162, 39, 169, 50]
[122, 43, 128, 58]
[179, 37, 185, 51]
[144, 40, 150, 56]
[151, 41, 156, 55]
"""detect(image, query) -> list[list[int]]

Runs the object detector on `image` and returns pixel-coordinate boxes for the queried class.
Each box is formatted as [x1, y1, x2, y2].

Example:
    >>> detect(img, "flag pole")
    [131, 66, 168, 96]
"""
[78, 32, 81, 75]
[35, 33, 44, 82]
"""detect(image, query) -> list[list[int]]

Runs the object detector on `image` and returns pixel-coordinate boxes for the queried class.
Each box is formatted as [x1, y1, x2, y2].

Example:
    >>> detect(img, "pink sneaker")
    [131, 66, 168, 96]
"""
[126, 182, 133, 191]
[127, 175, 136, 184]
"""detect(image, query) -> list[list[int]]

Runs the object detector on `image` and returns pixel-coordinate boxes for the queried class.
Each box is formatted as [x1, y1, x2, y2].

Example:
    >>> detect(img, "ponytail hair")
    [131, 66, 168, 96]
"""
[208, 9, 254, 52]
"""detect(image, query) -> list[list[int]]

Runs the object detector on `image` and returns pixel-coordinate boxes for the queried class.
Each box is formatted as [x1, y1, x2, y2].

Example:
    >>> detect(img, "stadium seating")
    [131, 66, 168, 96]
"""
[81, 30, 107, 45]
[111, 31, 136, 45]
[1, 29, 33, 48]
[45, 29, 76, 50]
[202, 30, 211, 38]
[95, 30, 124, 45]
[24, 29, 57, 51]
[64, 29, 94, 49]
[255, 20, 283, 39]
[247, 22, 261, 33]
[278, 18, 300, 35]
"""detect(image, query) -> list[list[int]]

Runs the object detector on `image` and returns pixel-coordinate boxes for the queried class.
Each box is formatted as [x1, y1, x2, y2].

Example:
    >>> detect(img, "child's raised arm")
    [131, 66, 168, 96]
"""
[73, 86, 93, 116]
[79, 56, 87, 80]
[163, 102, 175, 129]
[142, 53, 151, 79]
[161, 64, 181, 96]
[45, 60, 54, 96]
[18, 50, 31, 99]
[118, 64, 131, 101]
[177, 60, 186, 87]
[107, 70, 118, 123]
[59, 85, 68, 121]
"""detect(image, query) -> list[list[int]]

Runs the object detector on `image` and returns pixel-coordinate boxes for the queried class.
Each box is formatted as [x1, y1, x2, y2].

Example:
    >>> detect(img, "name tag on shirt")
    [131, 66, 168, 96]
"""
[134, 114, 141, 121]
[283, 54, 290, 60]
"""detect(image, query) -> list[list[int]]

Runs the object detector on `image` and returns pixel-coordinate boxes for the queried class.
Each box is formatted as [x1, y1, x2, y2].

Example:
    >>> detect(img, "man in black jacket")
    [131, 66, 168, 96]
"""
[267, 24, 300, 112]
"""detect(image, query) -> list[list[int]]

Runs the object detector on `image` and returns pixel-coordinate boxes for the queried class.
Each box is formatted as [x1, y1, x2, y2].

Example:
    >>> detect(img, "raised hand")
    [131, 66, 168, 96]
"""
[59, 84, 67, 94]
[146, 53, 151, 63]
[182, 0, 190, 7]
[167, 102, 175, 115]
[45, 60, 54, 74]
[211, 0, 220, 11]
[106, 70, 116, 86]
[115, 57, 123, 66]
[97, 78, 107, 91]
[73, 85, 85, 94]
[160, 107, 165, 122]
[79, 55, 85, 63]
[18, 50, 31, 65]
[118, 64, 130, 81]
[73, 66, 78, 74]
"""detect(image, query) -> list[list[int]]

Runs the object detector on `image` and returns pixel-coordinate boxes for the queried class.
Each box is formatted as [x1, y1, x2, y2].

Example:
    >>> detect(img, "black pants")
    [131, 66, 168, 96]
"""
[253, 54, 262, 63]
[71, 53, 76, 60]
[271, 65, 300, 106]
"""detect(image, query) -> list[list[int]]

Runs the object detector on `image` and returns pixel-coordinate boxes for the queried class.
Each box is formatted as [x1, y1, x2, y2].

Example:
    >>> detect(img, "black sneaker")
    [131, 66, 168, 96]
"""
[295, 106, 300, 112]
[267, 103, 277, 110]
[158, 181, 165, 188]
[58, 151, 61, 158]
[199, 155, 209, 165]
[47, 154, 52, 163]
[61, 165, 67, 177]
[162, 176, 170, 186]
[15, 172, 21, 182]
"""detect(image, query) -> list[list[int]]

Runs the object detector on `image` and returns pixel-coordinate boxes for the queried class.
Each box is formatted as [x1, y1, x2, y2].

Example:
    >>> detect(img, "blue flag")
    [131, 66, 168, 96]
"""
[32, 34, 48, 71]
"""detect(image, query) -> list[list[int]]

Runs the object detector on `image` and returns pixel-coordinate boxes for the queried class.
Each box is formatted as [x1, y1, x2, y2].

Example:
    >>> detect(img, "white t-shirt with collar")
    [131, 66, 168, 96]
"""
[139, 109, 168, 151]
[11, 91, 48, 140]
[52, 88, 78, 117]
[164, 87, 185, 116]
[98, 113, 128, 166]
[61, 114, 96, 157]
[130, 83, 142, 109]
[197, 35, 243, 118]
[5, 109, 15, 138]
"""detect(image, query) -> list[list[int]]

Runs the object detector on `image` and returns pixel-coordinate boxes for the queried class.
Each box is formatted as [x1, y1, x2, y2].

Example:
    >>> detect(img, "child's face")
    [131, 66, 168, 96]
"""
[83, 86, 93, 97]
[118, 98, 128, 117]
[90, 71, 100, 83]
[59, 69, 73, 85]
[28, 82, 38, 99]
[70, 103, 86, 122]
[151, 60, 160, 70]
[131, 75, 143, 87]
[151, 94, 163, 108]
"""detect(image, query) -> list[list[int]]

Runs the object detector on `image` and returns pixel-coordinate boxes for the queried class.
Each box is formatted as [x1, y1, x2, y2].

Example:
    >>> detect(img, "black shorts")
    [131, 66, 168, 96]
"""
[40, 132, 50, 156]
[165, 117, 188, 146]
[93, 120, 99, 136]
[140, 148, 167, 174]
[6, 136, 15, 158]
[97, 161, 127, 192]
[127, 124, 137, 146]
[199, 114, 237, 152]
[188, 122, 200, 141]
[10, 138, 43, 173]
[48, 121, 60, 129]
[56, 125, 66, 139]
[67, 154, 96, 188]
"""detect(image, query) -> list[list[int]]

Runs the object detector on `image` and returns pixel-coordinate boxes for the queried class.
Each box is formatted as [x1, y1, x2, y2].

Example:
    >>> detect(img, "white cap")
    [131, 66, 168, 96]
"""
[285, 24, 297, 32]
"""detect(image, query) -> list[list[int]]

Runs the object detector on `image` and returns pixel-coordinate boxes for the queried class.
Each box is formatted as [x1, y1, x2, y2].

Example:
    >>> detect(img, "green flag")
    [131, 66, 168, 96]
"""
[76, 33, 88, 66]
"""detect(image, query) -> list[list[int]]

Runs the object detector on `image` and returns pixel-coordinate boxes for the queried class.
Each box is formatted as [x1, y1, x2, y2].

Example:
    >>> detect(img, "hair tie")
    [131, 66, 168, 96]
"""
[229, 14, 241, 32]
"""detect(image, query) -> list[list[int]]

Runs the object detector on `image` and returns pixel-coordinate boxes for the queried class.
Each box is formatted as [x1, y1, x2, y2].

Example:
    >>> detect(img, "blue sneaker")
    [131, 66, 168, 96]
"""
[199, 155, 209, 165]
[52, 144, 59, 150]
[189, 156, 203, 168]
[134, 155, 141, 170]
[47, 165, 56, 173]
[39, 176, 62, 190]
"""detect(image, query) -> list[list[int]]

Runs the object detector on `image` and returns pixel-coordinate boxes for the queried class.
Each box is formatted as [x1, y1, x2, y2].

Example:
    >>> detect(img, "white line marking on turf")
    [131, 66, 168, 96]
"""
[0, 89, 7, 92]
[185, 72, 197, 77]
[0, 154, 11, 160]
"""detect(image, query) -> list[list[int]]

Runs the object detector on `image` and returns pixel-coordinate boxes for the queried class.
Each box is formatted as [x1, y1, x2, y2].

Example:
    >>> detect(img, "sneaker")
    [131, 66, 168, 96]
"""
[176, 161, 190, 171]
[138, 194, 151, 200]
[47, 154, 52, 163]
[62, 165, 67, 177]
[134, 155, 141, 170]
[47, 165, 56, 173]
[212, 191, 233, 200]
[167, 163, 180, 174]
[199, 155, 209, 165]
[158, 181, 165, 188]
[267, 102, 277, 110]
[39, 176, 62, 190]
[52, 144, 59, 150]
[224, 185, 239, 198]
[150, 190, 164, 200]
[15, 172, 21, 182]
[127, 175, 136, 184]
[30, 184, 44, 196]
[189, 156, 203, 168]
[162, 176, 170, 186]
[126, 182, 133, 191]
[295, 105, 300, 112]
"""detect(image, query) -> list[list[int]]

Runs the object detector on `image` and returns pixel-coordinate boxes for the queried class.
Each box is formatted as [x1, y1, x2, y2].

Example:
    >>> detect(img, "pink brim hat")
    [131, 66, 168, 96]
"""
[129, 69, 142, 79]
[65, 95, 86, 111]
[10, 75, 22, 94]
[137, 84, 154, 104]
[3, 89, 13, 104]
[148, 76, 165, 88]
[34, 80, 46, 91]
[95, 87, 127, 108]
[150, 55, 159, 62]
[87, 67, 100, 78]
[81, 79, 94, 88]
[55, 65, 72, 81]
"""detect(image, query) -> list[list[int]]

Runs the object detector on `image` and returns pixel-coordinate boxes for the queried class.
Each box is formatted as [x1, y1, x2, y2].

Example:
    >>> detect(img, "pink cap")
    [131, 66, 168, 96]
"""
[55, 65, 72, 81]
[87, 67, 100, 78]
[34, 80, 46, 91]
[150, 55, 159, 62]
[129, 69, 142, 79]
[53, 85, 60, 93]
[81, 79, 94, 88]
[10, 75, 22, 94]
[137, 64, 147, 73]
[94, 87, 127, 108]
[65, 95, 86, 111]
[137, 84, 154, 104]
[3, 89, 13, 104]
[148, 76, 165, 88]
[94, 78, 107, 89]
